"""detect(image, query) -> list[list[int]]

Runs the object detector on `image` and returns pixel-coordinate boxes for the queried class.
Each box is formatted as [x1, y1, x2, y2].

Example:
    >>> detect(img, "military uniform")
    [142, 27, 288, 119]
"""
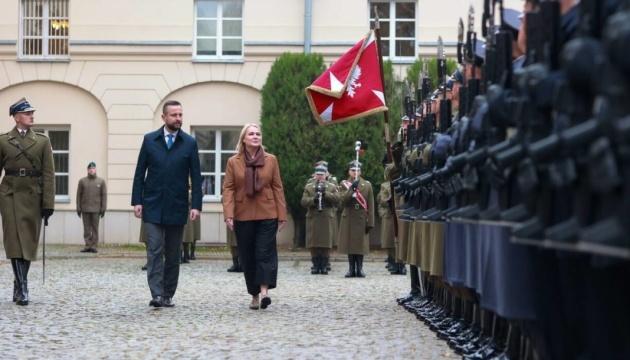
[226, 225, 242, 272]
[301, 165, 340, 274]
[377, 179, 396, 269]
[190, 215, 200, 260]
[181, 217, 200, 263]
[76, 163, 107, 252]
[0, 98, 55, 305]
[139, 221, 148, 270]
[337, 161, 375, 278]
[181, 191, 201, 263]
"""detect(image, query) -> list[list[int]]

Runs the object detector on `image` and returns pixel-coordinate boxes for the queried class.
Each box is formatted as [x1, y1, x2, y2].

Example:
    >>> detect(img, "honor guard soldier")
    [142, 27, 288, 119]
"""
[76, 161, 107, 253]
[337, 160, 374, 278]
[397, 115, 411, 143]
[181, 217, 200, 263]
[314, 160, 337, 271]
[181, 188, 201, 264]
[0, 98, 55, 305]
[226, 224, 242, 272]
[377, 164, 405, 274]
[301, 164, 340, 274]
[139, 221, 148, 270]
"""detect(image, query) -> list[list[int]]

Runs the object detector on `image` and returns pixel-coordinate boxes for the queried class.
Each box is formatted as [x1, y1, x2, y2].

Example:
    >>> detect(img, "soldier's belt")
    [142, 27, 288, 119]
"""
[4, 168, 42, 177]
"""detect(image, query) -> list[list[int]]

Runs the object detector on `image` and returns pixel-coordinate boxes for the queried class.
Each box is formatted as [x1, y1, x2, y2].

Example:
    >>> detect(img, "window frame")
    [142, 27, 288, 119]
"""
[18, 0, 70, 60]
[33, 126, 70, 203]
[369, 0, 417, 61]
[193, 0, 244, 60]
[192, 127, 239, 202]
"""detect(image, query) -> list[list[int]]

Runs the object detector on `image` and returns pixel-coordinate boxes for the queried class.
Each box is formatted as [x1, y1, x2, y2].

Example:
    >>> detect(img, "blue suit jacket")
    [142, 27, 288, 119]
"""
[131, 126, 202, 225]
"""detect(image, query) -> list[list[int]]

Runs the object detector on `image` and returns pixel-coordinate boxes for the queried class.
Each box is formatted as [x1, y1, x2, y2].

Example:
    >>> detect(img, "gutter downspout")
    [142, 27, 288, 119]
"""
[304, 0, 312, 53]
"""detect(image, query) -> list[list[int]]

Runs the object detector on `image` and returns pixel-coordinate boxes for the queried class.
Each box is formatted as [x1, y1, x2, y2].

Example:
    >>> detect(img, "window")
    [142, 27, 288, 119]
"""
[195, 0, 243, 58]
[370, 1, 416, 59]
[193, 128, 240, 200]
[33, 128, 69, 201]
[19, 0, 69, 58]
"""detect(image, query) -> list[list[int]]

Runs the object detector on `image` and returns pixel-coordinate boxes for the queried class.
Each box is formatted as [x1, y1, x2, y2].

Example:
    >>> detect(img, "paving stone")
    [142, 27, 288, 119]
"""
[0, 256, 454, 359]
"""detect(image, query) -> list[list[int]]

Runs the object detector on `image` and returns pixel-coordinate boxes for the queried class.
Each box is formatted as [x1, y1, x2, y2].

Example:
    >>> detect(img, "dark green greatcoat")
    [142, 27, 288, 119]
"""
[377, 181, 395, 249]
[337, 177, 375, 255]
[300, 179, 340, 249]
[0, 127, 55, 260]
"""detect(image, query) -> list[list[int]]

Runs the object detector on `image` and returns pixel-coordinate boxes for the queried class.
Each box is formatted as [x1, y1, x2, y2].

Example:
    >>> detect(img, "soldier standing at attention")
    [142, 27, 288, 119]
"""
[377, 164, 398, 273]
[226, 225, 242, 272]
[0, 98, 55, 306]
[76, 161, 107, 253]
[301, 164, 340, 274]
[337, 161, 374, 278]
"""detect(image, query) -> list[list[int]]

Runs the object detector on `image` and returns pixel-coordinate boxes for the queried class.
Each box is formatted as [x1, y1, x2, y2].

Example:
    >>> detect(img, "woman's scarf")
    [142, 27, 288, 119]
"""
[244, 148, 265, 197]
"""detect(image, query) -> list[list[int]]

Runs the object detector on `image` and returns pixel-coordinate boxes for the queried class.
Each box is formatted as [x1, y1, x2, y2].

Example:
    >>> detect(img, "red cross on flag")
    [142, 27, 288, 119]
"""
[305, 30, 388, 125]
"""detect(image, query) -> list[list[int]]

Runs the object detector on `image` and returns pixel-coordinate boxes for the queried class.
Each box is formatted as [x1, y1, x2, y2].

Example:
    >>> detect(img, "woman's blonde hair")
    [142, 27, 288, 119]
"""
[235, 123, 262, 154]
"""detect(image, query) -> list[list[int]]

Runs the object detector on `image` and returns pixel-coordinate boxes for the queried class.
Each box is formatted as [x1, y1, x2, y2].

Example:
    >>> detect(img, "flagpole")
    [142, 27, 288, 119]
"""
[373, 7, 398, 238]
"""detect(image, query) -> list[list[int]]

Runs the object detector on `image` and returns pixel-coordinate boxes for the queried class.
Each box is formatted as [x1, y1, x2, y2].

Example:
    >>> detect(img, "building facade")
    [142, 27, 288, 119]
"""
[0, 0, 521, 245]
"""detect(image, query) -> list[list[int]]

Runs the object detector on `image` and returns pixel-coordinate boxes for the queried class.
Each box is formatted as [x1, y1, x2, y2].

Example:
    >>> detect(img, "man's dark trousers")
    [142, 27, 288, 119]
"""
[145, 222, 185, 299]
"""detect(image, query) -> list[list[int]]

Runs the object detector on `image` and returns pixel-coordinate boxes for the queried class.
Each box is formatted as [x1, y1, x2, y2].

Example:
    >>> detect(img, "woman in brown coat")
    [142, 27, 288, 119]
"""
[222, 123, 287, 310]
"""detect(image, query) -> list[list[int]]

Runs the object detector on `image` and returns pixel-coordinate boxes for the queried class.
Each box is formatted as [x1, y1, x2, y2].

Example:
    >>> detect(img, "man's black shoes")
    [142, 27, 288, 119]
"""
[162, 297, 175, 307]
[149, 296, 163, 307]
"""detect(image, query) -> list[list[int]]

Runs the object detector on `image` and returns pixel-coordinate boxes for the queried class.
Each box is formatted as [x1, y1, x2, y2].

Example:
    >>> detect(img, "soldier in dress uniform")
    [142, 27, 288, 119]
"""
[301, 164, 340, 274]
[180, 188, 201, 263]
[377, 164, 402, 274]
[314, 160, 337, 271]
[181, 220, 193, 264]
[139, 220, 148, 270]
[226, 224, 242, 272]
[76, 161, 107, 253]
[189, 214, 200, 260]
[0, 98, 55, 306]
[337, 160, 374, 278]
[397, 115, 411, 143]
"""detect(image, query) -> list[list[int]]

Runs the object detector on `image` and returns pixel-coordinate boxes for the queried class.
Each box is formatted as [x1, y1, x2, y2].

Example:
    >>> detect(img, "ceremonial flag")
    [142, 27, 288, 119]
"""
[305, 30, 388, 125]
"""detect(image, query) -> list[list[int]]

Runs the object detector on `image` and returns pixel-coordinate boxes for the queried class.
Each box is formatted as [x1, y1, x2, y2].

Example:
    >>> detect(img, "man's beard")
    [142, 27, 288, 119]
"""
[166, 122, 181, 132]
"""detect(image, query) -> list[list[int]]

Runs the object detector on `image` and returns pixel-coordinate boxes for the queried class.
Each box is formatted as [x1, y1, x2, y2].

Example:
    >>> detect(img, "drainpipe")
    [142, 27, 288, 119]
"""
[304, 0, 312, 53]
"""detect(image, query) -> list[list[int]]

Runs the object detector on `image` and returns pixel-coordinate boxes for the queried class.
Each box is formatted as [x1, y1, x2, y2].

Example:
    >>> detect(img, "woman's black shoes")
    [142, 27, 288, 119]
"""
[260, 296, 271, 309]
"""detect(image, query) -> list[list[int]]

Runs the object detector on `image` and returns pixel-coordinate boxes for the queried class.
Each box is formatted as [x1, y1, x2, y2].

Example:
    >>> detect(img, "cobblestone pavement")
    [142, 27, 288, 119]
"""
[0, 254, 455, 359]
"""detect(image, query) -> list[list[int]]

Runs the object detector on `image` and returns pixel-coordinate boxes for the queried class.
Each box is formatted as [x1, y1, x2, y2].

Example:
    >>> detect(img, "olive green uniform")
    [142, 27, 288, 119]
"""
[301, 179, 340, 273]
[0, 127, 55, 260]
[337, 177, 375, 255]
[76, 175, 107, 250]
[226, 224, 242, 272]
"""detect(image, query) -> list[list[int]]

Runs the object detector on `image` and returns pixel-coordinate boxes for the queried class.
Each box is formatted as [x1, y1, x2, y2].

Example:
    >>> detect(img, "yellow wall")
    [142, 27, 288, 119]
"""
[0, 0, 526, 245]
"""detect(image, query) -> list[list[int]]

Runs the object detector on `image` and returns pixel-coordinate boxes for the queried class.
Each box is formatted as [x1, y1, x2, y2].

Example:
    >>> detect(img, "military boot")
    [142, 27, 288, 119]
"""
[385, 255, 395, 271]
[344, 255, 356, 278]
[356, 255, 366, 278]
[227, 256, 242, 272]
[15, 259, 30, 306]
[189, 242, 196, 260]
[311, 256, 320, 274]
[181, 243, 190, 264]
[397, 263, 407, 275]
[320, 256, 329, 275]
[11, 258, 19, 302]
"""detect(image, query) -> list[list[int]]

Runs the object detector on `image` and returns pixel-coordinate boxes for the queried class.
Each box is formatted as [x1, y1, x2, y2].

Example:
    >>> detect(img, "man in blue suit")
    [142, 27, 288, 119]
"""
[132, 100, 202, 308]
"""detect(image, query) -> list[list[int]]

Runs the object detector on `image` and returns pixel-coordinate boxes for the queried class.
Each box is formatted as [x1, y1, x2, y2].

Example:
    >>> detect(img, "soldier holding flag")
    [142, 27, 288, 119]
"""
[337, 159, 374, 278]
